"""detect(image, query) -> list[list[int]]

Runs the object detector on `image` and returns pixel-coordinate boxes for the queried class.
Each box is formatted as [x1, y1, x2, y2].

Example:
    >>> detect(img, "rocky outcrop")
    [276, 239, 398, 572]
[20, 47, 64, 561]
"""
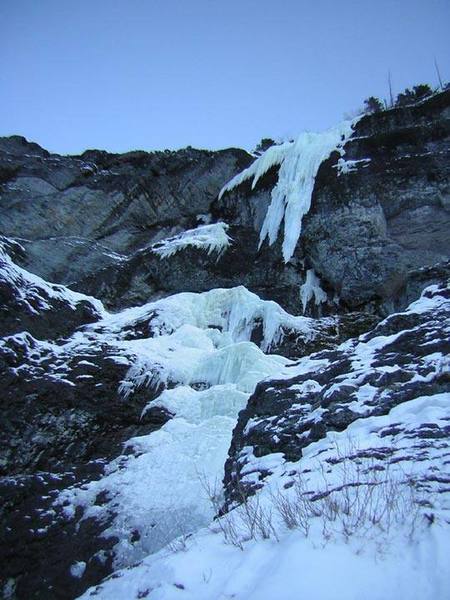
[0, 464, 116, 600]
[1, 91, 449, 317]
[223, 276, 450, 507]
[0, 237, 103, 340]
[0, 136, 250, 288]
[0, 329, 169, 476]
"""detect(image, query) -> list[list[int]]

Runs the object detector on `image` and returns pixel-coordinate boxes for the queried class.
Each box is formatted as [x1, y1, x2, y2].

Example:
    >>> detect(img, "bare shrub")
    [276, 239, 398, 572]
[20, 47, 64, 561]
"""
[200, 473, 278, 549]
[200, 443, 428, 552]
[166, 532, 191, 553]
[273, 445, 424, 546]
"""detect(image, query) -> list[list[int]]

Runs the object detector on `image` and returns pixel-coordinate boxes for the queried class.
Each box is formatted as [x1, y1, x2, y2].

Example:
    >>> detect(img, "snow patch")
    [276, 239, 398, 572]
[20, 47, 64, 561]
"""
[335, 157, 371, 175]
[70, 561, 86, 579]
[151, 223, 231, 260]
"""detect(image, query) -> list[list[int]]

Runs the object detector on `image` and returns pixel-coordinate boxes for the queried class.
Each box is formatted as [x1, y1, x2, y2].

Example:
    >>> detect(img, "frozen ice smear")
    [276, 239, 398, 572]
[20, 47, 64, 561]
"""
[56, 285, 314, 568]
[220, 119, 360, 262]
[91, 285, 316, 352]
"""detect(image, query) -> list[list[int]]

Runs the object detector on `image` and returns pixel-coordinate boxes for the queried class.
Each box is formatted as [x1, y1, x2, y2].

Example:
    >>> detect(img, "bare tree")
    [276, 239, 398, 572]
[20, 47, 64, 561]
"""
[434, 57, 444, 90]
[388, 70, 394, 107]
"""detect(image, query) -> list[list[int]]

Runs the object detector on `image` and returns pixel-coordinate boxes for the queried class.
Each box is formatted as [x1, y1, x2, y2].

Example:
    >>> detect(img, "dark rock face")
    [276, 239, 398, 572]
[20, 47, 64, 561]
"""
[0, 276, 169, 597]
[77, 226, 308, 312]
[0, 464, 116, 600]
[303, 93, 450, 312]
[0, 137, 250, 287]
[223, 278, 450, 507]
[0, 331, 168, 476]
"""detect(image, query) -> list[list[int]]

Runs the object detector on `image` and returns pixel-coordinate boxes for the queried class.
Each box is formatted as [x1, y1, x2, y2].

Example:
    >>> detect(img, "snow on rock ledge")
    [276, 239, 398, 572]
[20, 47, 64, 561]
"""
[0, 237, 105, 339]
[151, 222, 231, 259]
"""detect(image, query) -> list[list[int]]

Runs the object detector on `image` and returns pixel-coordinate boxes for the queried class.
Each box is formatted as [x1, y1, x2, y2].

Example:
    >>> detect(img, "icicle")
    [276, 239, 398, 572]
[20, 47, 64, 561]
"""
[220, 119, 360, 262]
[300, 269, 328, 314]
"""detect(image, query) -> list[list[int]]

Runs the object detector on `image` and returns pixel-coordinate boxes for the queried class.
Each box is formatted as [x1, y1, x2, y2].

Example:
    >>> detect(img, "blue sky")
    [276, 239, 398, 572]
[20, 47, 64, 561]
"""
[1, 0, 449, 154]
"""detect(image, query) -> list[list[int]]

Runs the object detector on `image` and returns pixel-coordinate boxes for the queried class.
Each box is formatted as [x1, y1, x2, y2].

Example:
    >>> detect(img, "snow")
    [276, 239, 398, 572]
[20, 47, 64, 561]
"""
[78, 390, 450, 599]
[151, 222, 231, 259]
[60, 407, 240, 565]
[299, 269, 327, 314]
[78, 523, 450, 600]
[0, 241, 105, 316]
[219, 119, 360, 262]
[91, 285, 316, 353]
[349, 331, 402, 370]
[335, 157, 371, 175]
[54, 286, 319, 568]
[406, 284, 449, 314]
[70, 562, 86, 579]
[296, 391, 450, 497]
[2, 250, 328, 572]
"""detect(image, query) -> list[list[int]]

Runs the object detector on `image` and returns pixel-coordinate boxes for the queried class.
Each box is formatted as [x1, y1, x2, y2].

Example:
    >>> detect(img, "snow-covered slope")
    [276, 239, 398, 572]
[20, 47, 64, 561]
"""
[77, 282, 450, 600]
[225, 282, 450, 505]
[0, 237, 104, 338]
[77, 517, 449, 600]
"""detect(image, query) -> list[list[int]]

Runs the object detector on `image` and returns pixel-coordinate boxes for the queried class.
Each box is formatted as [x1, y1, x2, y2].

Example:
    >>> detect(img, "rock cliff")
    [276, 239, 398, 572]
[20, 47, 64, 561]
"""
[0, 90, 449, 600]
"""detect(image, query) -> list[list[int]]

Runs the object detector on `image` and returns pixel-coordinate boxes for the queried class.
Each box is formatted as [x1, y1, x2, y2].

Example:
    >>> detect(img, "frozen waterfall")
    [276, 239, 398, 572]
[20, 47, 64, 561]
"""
[219, 119, 359, 262]
[56, 286, 309, 568]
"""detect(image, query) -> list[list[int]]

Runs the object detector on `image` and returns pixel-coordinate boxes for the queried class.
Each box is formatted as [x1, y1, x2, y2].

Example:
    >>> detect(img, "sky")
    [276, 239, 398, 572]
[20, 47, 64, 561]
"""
[1, 0, 449, 155]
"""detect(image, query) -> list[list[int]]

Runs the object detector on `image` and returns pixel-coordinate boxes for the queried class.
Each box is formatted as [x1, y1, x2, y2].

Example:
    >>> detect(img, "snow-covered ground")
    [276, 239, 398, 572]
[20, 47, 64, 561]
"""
[76, 283, 450, 600]
[77, 385, 450, 599]
[77, 390, 450, 600]
[78, 520, 449, 600]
